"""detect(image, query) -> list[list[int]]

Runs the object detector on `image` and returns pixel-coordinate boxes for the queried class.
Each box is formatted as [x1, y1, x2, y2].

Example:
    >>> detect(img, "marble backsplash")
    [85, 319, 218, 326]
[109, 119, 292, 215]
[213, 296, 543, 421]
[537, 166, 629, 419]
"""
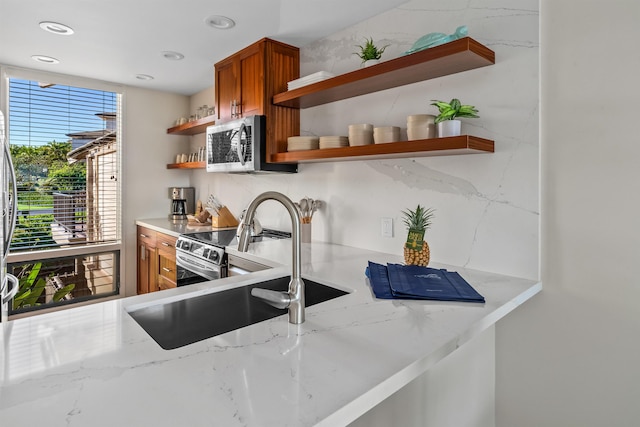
[191, 0, 539, 280]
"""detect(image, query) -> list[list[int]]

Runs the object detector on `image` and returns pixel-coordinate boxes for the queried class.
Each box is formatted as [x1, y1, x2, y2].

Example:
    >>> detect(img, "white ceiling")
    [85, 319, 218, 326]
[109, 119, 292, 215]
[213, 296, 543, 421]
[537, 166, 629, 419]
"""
[0, 0, 408, 95]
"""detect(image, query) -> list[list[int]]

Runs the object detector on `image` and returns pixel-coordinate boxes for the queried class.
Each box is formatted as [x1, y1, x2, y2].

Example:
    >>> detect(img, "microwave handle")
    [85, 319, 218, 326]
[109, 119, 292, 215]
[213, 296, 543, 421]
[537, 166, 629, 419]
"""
[237, 123, 247, 166]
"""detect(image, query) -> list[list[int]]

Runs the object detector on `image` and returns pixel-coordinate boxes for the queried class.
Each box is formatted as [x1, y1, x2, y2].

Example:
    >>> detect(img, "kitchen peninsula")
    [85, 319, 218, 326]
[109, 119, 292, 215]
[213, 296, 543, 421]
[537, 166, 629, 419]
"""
[0, 235, 540, 426]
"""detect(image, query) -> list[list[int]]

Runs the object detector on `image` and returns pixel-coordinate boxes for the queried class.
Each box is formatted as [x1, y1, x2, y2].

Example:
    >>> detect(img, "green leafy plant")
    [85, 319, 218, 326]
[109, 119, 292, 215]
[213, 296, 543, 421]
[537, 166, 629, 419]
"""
[354, 37, 389, 63]
[13, 262, 46, 309]
[430, 98, 479, 123]
[11, 262, 76, 310]
[53, 283, 76, 302]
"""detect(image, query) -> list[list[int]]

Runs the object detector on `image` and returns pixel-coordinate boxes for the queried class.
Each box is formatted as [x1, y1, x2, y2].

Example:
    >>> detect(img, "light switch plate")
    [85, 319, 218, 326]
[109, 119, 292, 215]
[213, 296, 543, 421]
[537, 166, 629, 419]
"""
[381, 217, 393, 238]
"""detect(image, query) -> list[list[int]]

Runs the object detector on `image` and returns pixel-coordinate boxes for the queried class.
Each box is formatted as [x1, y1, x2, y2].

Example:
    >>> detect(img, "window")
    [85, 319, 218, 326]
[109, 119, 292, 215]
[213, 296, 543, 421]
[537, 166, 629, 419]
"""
[5, 75, 121, 315]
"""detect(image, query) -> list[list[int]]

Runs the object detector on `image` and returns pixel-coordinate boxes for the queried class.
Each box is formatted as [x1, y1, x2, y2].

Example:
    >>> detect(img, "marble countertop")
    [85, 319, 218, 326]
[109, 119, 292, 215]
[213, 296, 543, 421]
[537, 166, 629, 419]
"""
[0, 235, 540, 426]
[136, 217, 236, 237]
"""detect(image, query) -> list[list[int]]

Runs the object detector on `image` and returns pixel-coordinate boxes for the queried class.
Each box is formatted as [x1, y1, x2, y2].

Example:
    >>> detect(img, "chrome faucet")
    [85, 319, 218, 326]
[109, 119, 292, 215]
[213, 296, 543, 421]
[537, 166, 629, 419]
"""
[237, 191, 305, 324]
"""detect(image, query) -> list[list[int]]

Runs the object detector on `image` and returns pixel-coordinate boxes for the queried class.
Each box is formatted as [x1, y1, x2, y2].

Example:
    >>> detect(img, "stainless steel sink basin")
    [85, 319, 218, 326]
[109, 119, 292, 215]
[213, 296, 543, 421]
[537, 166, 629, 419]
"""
[128, 277, 348, 350]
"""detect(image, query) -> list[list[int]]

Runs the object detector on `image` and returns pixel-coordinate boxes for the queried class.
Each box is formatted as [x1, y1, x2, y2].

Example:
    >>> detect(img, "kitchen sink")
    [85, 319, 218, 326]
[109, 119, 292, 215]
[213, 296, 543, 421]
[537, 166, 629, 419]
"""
[128, 277, 348, 350]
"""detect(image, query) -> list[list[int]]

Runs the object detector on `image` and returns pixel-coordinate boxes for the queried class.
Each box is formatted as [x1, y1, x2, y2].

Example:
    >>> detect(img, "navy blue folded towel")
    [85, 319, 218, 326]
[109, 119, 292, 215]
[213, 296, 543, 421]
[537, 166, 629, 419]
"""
[366, 261, 485, 303]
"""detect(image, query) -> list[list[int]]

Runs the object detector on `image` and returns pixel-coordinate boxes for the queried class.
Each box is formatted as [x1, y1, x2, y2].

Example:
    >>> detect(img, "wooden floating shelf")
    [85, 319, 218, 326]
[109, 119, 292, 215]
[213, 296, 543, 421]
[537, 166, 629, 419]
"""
[166, 161, 206, 169]
[270, 135, 494, 164]
[273, 37, 495, 109]
[166, 115, 216, 136]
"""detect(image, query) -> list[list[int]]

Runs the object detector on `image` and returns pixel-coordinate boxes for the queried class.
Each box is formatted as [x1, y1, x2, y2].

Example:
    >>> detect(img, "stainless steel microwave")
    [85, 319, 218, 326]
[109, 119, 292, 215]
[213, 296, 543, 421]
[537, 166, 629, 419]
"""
[205, 115, 296, 173]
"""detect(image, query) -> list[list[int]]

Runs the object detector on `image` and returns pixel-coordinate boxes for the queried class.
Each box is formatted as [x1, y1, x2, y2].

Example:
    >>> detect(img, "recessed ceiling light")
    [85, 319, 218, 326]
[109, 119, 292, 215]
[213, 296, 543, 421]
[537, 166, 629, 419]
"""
[31, 55, 60, 64]
[205, 15, 235, 30]
[39, 21, 74, 35]
[162, 51, 185, 61]
[135, 74, 154, 81]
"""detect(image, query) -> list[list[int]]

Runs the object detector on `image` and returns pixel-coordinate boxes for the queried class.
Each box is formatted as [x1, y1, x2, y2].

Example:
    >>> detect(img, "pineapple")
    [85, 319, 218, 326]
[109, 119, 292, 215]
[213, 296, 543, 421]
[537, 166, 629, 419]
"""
[402, 205, 435, 266]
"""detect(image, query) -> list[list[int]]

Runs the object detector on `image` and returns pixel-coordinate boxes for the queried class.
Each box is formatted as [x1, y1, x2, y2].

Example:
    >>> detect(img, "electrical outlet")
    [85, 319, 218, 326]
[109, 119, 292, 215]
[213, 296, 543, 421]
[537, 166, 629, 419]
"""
[381, 217, 393, 238]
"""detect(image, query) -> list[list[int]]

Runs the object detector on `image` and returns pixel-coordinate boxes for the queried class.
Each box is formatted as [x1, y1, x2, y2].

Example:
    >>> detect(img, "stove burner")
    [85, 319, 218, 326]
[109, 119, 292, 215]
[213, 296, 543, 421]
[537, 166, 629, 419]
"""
[184, 229, 238, 247]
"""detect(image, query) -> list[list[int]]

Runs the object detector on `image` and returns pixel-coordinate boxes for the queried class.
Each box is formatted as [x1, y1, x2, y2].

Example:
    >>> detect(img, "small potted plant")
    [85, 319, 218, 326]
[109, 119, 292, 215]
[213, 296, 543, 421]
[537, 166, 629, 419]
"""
[431, 98, 479, 137]
[354, 37, 389, 67]
[402, 205, 435, 266]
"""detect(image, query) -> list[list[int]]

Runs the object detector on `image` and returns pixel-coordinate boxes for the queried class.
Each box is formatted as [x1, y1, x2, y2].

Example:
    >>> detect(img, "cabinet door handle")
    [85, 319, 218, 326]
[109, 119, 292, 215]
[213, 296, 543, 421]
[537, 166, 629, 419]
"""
[140, 244, 146, 261]
[162, 267, 172, 273]
[161, 242, 172, 247]
[230, 99, 240, 118]
[139, 233, 148, 238]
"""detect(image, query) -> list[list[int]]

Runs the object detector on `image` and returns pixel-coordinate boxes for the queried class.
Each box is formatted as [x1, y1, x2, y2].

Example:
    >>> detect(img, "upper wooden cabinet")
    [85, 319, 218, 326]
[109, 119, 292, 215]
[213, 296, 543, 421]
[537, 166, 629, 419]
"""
[214, 38, 300, 161]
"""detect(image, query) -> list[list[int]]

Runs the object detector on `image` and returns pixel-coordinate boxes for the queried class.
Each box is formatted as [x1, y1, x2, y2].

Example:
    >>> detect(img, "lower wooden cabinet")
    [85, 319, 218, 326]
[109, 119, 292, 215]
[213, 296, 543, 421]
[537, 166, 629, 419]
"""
[156, 233, 177, 291]
[136, 225, 177, 294]
[137, 226, 156, 294]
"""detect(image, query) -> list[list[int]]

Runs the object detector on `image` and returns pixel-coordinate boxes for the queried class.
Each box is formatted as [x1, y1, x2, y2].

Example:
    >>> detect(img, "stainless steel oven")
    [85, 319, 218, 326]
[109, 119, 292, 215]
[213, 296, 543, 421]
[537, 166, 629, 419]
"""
[175, 229, 290, 286]
[175, 230, 235, 286]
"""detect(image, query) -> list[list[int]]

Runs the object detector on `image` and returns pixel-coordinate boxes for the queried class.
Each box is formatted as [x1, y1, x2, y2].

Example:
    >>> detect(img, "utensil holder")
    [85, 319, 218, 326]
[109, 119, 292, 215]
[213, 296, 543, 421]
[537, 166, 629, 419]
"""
[211, 206, 239, 228]
[301, 223, 311, 243]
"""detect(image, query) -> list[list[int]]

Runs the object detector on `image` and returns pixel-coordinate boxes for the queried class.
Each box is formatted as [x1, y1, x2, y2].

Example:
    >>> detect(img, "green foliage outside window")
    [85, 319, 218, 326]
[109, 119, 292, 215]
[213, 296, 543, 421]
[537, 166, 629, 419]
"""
[10, 140, 86, 249]
[12, 262, 76, 310]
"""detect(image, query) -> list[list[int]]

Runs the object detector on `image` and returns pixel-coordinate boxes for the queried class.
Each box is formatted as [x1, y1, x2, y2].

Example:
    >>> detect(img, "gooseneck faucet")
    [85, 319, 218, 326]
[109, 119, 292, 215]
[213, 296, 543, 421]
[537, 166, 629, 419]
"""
[237, 191, 305, 324]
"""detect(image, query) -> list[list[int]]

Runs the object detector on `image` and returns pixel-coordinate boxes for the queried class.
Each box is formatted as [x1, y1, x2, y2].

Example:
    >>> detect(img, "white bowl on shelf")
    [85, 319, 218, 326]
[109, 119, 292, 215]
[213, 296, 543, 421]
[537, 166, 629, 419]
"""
[373, 126, 401, 144]
[348, 124, 374, 146]
[319, 136, 349, 149]
[287, 136, 319, 151]
[348, 123, 374, 132]
[407, 115, 436, 140]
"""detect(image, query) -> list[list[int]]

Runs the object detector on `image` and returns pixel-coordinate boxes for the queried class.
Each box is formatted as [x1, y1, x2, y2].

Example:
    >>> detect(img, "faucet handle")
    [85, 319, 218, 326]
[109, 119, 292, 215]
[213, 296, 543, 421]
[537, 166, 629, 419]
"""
[251, 288, 291, 310]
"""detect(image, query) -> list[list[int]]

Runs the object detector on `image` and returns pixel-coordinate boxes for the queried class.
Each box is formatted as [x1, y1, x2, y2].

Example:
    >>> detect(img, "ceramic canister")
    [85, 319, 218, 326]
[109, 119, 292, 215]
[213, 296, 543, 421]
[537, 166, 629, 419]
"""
[407, 114, 436, 140]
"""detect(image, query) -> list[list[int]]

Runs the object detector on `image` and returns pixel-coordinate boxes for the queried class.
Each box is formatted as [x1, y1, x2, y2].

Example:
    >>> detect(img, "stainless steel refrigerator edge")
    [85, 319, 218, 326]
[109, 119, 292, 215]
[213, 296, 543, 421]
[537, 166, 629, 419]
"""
[0, 110, 20, 322]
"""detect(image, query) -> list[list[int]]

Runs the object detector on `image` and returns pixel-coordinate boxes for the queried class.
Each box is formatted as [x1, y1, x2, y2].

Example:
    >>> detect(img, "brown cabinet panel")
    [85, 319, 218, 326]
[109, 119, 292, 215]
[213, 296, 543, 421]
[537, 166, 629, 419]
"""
[156, 233, 177, 254]
[156, 233, 177, 290]
[136, 226, 178, 294]
[215, 58, 237, 122]
[214, 38, 299, 162]
[137, 243, 155, 294]
[136, 226, 157, 295]
[157, 250, 177, 290]
[137, 226, 157, 247]
[157, 277, 177, 291]
[238, 42, 263, 118]
[264, 40, 300, 161]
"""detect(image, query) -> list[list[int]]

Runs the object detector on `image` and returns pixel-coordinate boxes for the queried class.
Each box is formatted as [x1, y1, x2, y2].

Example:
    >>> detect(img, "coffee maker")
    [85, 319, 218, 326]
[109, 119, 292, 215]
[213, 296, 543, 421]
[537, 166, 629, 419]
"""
[169, 187, 195, 222]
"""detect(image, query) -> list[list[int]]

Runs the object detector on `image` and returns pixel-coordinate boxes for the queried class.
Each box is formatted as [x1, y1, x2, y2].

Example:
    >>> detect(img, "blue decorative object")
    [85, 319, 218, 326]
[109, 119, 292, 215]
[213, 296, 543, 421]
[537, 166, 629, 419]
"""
[366, 261, 485, 303]
[404, 25, 468, 55]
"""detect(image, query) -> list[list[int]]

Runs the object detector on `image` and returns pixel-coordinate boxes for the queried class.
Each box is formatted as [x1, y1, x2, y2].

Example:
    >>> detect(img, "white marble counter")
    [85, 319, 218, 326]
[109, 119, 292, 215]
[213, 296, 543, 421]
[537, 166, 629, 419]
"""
[136, 217, 236, 237]
[0, 238, 540, 427]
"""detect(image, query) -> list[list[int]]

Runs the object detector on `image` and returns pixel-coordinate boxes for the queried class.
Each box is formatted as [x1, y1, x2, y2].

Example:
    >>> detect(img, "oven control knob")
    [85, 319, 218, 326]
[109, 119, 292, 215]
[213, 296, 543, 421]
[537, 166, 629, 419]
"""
[179, 240, 190, 250]
[210, 251, 219, 262]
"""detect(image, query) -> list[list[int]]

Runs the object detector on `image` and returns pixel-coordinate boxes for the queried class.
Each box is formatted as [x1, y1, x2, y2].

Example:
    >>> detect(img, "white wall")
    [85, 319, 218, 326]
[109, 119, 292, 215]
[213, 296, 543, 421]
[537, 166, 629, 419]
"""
[121, 87, 189, 295]
[187, 86, 214, 203]
[496, 1, 640, 425]
[191, 0, 540, 281]
[186, 1, 539, 425]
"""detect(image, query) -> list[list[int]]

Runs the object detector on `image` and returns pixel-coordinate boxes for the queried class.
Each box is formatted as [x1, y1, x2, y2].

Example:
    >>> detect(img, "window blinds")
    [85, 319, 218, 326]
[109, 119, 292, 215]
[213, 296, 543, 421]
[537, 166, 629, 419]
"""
[8, 78, 120, 251]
